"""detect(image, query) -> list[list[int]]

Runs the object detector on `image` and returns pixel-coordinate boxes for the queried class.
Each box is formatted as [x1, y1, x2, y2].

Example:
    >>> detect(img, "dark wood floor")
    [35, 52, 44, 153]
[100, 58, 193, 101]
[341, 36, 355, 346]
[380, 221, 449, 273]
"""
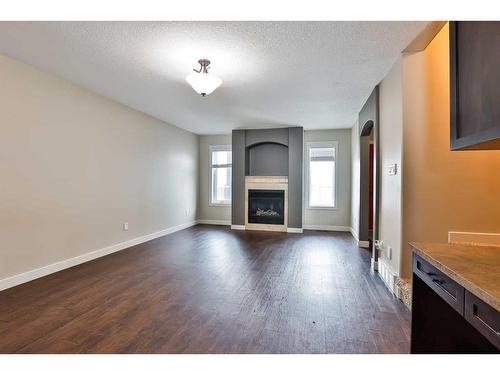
[0, 225, 410, 353]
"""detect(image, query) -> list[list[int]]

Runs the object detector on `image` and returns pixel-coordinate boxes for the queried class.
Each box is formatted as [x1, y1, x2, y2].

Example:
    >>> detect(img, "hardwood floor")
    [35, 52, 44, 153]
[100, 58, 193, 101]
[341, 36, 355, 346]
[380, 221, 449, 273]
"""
[0, 225, 410, 353]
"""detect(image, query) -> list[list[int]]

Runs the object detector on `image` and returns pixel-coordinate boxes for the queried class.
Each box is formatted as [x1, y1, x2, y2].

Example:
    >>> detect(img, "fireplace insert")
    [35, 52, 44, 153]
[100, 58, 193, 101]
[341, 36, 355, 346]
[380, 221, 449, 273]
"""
[248, 189, 285, 225]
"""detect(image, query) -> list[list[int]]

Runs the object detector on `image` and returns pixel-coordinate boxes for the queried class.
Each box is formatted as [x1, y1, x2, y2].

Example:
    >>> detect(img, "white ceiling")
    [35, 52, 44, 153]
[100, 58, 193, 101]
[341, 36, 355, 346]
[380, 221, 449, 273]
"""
[0, 22, 429, 134]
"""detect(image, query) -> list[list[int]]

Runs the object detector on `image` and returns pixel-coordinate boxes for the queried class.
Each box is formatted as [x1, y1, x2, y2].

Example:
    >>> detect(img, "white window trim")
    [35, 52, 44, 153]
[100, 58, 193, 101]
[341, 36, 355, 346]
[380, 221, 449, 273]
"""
[305, 141, 338, 210]
[209, 145, 232, 207]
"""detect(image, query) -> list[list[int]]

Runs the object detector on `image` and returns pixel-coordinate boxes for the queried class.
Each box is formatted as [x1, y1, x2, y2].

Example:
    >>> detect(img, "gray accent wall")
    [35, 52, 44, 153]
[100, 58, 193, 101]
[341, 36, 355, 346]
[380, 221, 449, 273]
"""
[231, 130, 246, 225]
[245, 128, 289, 147]
[287, 127, 304, 229]
[231, 127, 303, 228]
[247, 143, 288, 176]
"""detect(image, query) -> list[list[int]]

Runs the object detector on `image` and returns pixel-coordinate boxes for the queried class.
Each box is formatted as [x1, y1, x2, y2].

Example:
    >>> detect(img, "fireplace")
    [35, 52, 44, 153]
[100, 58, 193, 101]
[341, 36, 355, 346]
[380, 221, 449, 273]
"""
[248, 189, 285, 225]
[244, 176, 288, 232]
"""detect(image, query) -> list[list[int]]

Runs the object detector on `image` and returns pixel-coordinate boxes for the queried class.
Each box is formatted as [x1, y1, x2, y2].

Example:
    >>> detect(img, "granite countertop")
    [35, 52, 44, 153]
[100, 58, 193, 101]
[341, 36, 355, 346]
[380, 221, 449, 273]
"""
[411, 242, 500, 312]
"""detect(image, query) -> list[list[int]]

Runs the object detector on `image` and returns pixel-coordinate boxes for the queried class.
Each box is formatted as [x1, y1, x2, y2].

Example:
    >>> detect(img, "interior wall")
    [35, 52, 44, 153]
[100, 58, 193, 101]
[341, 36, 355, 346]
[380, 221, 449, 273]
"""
[287, 127, 304, 229]
[197, 134, 232, 223]
[378, 58, 403, 275]
[247, 143, 288, 176]
[351, 121, 361, 237]
[401, 23, 500, 277]
[231, 130, 246, 226]
[358, 88, 379, 243]
[245, 128, 289, 147]
[304, 129, 351, 228]
[231, 127, 303, 228]
[0, 54, 199, 280]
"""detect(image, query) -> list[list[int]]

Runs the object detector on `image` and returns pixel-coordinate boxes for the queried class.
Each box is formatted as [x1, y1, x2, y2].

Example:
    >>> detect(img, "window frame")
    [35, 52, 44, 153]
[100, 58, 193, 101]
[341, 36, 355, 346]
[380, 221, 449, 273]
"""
[305, 141, 338, 210]
[209, 145, 232, 207]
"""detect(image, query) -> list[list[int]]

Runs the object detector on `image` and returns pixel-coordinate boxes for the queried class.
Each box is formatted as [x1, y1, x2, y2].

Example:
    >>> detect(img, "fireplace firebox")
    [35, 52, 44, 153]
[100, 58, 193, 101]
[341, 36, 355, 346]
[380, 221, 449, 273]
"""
[248, 189, 285, 225]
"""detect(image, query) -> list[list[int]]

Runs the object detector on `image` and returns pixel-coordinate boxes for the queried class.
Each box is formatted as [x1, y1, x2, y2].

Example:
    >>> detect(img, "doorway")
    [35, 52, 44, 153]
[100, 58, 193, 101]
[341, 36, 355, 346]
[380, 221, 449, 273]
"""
[369, 141, 374, 244]
[359, 118, 379, 269]
[356, 87, 381, 273]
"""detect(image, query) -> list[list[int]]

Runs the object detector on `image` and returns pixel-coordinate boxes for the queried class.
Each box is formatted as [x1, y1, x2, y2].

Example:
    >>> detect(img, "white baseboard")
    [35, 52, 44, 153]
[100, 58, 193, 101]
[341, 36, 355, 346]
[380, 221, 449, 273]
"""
[448, 231, 500, 247]
[350, 227, 359, 241]
[230, 224, 246, 230]
[0, 220, 197, 292]
[350, 228, 370, 248]
[358, 240, 370, 248]
[377, 257, 397, 295]
[197, 219, 231, 226]
[303, 225, 350, 232]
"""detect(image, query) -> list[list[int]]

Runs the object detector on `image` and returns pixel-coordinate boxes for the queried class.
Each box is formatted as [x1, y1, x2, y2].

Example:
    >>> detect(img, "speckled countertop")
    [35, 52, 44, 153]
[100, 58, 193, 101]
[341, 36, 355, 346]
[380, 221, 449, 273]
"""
[411, 242, 500, 312]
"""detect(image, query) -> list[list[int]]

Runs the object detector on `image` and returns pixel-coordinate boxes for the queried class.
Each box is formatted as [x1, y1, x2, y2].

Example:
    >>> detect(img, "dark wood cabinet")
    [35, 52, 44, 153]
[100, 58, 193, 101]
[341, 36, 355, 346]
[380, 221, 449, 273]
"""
[413, 254, 464, 315]
[465, 291, 500, 348]
[450, 21, 500, 150]
[411, 254, 499, 353]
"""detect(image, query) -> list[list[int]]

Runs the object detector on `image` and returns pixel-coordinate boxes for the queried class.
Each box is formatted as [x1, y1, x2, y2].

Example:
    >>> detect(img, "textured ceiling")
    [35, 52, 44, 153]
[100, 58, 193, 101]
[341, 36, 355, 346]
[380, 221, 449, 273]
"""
[0, 22, 429, 134]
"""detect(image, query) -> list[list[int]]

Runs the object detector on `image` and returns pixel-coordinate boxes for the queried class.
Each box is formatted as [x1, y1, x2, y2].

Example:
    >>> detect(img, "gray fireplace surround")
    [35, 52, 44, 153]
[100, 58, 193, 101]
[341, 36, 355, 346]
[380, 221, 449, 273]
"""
[231, 127, 303, 229]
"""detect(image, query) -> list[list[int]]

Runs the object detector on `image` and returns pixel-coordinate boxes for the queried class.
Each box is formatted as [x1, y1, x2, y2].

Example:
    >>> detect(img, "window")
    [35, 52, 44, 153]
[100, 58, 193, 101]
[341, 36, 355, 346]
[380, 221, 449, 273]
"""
[210, 145, 232, 205]
[307, 142, 337, 208]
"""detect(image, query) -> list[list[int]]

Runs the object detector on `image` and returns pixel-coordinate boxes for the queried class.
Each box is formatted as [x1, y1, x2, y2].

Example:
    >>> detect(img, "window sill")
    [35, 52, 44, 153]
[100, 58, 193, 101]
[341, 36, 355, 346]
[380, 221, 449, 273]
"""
[306, 206, 337, 211]
[209, 202, 232, 207]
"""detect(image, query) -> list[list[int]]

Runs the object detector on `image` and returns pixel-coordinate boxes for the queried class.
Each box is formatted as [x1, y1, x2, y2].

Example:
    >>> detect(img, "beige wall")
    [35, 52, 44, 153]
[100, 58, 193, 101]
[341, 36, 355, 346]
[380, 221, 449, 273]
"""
[304, 129, 351, 228]
[401, 23, 500, 277]
[198, 134, 232, 223]
[350, 121, 360, 236]
[0, 54, 199, 280]
[379, 58, 403, 275]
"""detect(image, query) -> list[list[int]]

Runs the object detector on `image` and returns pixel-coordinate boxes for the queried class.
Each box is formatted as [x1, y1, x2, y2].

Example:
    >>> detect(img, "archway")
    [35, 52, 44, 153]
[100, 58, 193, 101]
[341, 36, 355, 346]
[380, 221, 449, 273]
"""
[357, 87, 381, 270]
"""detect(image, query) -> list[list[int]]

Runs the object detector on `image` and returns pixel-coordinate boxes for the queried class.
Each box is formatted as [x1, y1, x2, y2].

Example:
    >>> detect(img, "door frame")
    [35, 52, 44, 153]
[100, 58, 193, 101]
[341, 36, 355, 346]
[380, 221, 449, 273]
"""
[358, 86, 380, 270]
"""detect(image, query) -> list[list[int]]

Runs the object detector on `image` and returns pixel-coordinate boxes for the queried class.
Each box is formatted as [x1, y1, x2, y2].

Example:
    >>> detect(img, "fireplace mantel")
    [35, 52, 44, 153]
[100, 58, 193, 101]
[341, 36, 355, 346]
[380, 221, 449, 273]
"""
[245, 176, 288, 232]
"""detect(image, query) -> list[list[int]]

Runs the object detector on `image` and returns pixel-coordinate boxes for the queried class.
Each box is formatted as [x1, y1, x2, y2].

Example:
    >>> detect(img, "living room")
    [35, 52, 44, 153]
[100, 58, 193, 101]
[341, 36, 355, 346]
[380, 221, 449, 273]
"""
[1, 1, 499, 373]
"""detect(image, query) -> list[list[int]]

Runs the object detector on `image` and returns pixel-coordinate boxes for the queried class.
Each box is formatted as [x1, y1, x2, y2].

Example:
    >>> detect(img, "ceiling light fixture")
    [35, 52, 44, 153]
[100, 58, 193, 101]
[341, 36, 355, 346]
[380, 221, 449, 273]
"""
[185, 59, 223, 97]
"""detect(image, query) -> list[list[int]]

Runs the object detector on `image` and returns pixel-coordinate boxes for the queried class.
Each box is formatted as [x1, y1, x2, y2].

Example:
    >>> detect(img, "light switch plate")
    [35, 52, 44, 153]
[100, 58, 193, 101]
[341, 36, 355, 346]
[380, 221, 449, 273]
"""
[388, 164, 397, 175]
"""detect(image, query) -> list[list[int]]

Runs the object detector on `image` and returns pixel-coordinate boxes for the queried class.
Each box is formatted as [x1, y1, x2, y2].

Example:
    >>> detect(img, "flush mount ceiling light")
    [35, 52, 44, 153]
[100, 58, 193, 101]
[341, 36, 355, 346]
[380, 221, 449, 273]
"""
[185, 59, 223, 97]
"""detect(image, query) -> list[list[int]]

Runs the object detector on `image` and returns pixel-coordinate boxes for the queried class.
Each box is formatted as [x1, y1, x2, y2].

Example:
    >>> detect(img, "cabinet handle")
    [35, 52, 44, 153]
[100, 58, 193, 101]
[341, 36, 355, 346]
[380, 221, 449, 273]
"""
[432, 279, 444, 285]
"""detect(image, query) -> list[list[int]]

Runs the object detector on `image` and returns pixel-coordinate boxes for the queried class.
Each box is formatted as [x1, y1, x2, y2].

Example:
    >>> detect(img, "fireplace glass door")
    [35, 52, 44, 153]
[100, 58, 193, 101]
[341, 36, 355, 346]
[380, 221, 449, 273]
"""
[248, 189, 285, 225]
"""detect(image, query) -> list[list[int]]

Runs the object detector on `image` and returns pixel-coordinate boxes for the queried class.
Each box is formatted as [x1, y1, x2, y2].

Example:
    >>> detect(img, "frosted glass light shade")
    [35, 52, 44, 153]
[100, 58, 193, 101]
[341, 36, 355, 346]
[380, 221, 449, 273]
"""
[185, 72, 223, 96]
